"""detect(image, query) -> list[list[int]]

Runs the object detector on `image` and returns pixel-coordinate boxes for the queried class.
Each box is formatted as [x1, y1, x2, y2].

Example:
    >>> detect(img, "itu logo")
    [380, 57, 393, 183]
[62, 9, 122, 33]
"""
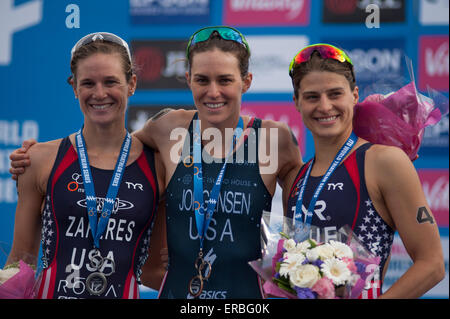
[0, 0, 43, 65]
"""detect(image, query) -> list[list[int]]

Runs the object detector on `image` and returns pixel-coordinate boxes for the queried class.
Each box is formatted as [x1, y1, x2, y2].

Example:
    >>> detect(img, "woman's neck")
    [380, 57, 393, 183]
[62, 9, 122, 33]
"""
[82, 123, 127, 154]
[197, 113, 243, 158]
[311, 130, 355, 175]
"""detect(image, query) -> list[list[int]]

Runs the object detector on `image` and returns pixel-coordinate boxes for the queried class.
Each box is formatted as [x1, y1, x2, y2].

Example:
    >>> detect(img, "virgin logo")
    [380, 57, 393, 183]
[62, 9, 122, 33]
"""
[422, 176, 449, 212]
[425, 42, 449, 77]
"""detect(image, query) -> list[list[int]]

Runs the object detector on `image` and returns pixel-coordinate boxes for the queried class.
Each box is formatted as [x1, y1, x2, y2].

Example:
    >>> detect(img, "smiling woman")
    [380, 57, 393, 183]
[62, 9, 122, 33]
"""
[4, 32, 163, 299]
[285, 43, 445, 299]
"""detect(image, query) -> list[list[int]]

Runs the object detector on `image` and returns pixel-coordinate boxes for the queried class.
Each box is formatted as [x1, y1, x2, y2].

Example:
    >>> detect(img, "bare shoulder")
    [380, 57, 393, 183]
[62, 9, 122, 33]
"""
[144, 109, 194, 132]
[365, 143, 419, 191]
[134, 109, 195, 149]
[20, 138, 62, 194]
[28, 139, 62, 163]
[366, 144, 412, 171]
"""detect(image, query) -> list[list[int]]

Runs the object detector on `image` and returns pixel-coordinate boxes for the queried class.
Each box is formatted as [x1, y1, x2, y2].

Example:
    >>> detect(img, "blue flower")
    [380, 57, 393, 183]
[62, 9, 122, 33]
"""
[294, 287, 317, 299]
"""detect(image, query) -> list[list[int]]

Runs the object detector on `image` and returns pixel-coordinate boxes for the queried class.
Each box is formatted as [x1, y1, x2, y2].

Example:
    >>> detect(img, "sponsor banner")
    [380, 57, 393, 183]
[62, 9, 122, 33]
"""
[127, 105, 195, 131]
[246, 35, 309, 93]
[419, 0, 449, 25]
[240, 102, 305, 154]
[131, 40, 188, 90]
[0, 119, 39, 204]
[418, 169, 449, 227]
[322, 0, 406, 23]
[419, 35, 449, 92]
[223, 0, 310, 26]
[129, 0, 210, 24]
[322, 38, 406, 99]
[421, 114, 449, 155]
[383, 232, 449, 298]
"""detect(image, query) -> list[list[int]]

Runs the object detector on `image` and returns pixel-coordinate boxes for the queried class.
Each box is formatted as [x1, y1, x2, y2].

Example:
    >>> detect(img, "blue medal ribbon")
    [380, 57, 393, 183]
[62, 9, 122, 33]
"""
[294, 132, 358, 240]
[75, 127, 132, 248]
[193, 117, 244, 250]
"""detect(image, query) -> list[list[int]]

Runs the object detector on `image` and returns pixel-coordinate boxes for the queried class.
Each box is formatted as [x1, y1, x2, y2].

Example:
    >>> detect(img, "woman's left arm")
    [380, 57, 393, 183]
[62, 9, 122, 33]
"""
[368, 146, 445, 298]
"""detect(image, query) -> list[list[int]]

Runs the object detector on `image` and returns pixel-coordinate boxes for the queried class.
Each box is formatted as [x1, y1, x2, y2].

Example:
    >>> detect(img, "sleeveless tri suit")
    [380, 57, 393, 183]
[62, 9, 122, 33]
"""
[37, 137, 159, 299]
[159, 113, 272, 299]
[286, 143, 395, 299]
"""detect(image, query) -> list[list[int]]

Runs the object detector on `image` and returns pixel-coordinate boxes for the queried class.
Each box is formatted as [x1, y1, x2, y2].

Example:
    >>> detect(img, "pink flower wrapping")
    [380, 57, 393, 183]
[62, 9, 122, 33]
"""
[353, 82, 448, 161]
[0, 261, 36, 299]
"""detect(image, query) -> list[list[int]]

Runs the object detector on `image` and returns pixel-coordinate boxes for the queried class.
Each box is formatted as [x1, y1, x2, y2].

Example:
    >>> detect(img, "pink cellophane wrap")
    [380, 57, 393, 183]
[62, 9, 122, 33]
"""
[0, 261, 36, 299]
[249, 213, 380, 299]
[353, 82, 448, 161]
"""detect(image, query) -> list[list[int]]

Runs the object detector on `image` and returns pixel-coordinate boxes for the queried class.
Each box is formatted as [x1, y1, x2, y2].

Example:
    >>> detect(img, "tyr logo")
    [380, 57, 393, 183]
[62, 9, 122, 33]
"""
[327, 182, 343, 191]
[126, 182, 144, 191]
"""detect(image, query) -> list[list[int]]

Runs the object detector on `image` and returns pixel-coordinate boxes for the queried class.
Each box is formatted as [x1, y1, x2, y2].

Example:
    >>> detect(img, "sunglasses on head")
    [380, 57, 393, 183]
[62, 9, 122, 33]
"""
[289, 43, 353, 77]
[186, 26, 250, 58]
[71, 32, 132, 63]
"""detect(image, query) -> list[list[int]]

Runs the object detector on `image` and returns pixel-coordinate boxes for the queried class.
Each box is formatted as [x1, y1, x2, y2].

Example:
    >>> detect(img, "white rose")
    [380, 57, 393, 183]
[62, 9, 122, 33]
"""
[306, 247, 320, 262]
[289, 264, 321, 288]
[329, 240, 353, 259]
[283, 239, 297, 252]
[316, 243, 335, 260]
[0, 267, 20, 285]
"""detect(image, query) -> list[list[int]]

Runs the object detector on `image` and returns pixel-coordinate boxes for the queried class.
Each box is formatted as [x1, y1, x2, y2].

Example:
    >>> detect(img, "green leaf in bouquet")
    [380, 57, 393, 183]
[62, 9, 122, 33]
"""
[275, 261, 282, 273]
[307, 238, 317, 248]
[273, 277, 296, 294]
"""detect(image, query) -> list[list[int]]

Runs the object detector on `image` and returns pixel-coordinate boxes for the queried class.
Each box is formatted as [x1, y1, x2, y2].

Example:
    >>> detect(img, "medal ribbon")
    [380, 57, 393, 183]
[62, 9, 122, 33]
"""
[294, 132, 358, 233]
[75, 127, 132, 248]
[193, 117, 244, 250]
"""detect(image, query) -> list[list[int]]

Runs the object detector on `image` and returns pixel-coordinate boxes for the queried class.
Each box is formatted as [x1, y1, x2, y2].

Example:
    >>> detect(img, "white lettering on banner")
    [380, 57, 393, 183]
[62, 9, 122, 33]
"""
[130, 0, 209, 8]
[358, 0, 402, 9]
[425, 42, 449, 77]
[0, 178, 17, 203]
[422, 176, 449, 212]
[349, 48, 402, 73]
[0, 120, 39, 146]
[0, 0, 43, 65]
[230, 0, 305, 20]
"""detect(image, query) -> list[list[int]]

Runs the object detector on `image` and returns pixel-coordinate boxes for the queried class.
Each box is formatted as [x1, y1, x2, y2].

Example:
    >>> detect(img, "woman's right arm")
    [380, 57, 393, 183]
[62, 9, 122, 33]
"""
[7, 142, 55, 266]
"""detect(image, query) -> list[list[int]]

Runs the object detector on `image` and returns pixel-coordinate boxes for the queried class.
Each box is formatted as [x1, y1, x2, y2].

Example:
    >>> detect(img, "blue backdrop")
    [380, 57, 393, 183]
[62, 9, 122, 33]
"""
[0, 0, 448, 299]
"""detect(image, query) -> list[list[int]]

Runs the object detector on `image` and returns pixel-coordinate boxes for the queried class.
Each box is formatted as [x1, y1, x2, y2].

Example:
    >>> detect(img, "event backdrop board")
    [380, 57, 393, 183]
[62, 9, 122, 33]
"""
[0, 0, 448, 299]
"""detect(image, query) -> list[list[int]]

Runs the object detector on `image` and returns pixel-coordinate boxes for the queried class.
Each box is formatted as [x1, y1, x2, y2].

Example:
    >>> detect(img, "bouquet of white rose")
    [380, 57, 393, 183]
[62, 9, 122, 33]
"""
[0, 242, 39, 299]
[249, 213, 380, 299]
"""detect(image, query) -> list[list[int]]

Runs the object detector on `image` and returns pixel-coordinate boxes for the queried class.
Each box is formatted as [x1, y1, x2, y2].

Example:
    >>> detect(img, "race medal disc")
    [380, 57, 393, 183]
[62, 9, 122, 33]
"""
[86, 272, 107, 296]
[188, 275, 203, 298]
